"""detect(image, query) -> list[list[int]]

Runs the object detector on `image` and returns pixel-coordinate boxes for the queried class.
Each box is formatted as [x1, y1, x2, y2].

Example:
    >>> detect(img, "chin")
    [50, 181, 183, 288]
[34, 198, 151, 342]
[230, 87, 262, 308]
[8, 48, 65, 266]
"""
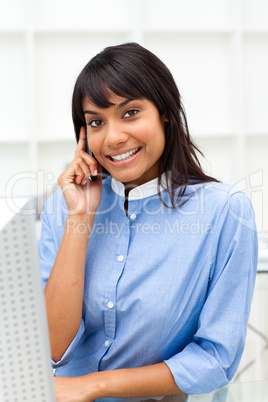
[108, 170, 141, 184]
[114, 176, 138, 184]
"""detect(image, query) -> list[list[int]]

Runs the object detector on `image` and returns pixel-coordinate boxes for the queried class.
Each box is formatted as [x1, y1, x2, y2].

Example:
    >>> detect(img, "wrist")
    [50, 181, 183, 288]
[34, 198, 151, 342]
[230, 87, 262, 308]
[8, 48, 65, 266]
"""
[82, 372, 106, 400]
[67, 212, 95, 223]
[65, 215, 95, 238]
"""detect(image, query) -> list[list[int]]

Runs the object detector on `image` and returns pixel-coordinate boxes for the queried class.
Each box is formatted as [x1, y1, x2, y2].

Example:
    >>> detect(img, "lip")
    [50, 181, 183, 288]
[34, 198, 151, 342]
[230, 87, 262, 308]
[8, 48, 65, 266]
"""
[105, 147, 141, 167]
[106, 147, 140, 158]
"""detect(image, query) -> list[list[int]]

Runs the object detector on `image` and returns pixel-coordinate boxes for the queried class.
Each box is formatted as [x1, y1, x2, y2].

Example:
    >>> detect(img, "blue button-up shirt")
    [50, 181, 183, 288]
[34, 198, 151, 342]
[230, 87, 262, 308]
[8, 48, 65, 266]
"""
[39, 176, 258, 398]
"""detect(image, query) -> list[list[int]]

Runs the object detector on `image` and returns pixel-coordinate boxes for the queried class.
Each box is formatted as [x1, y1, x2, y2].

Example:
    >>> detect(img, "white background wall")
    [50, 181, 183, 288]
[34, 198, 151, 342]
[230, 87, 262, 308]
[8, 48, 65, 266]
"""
[0, 0, 267, 383]
[0, 0, 267, 232]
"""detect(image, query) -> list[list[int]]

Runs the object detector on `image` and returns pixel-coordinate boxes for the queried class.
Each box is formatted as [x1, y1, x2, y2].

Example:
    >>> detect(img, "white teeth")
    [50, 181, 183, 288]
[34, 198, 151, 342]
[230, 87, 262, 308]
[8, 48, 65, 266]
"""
[111, 147, 139, 161]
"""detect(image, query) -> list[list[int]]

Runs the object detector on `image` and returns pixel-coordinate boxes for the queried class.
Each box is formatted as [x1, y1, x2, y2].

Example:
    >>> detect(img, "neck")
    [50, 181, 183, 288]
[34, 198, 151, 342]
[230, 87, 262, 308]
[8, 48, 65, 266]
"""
[111, 173, 168, 203]
[124, 183, 137, 198]
[124, 184, 137, 215]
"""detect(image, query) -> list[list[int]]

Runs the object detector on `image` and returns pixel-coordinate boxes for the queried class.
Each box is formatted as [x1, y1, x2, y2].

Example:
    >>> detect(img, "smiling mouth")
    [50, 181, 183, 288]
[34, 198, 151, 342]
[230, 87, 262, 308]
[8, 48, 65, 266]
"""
[108, 147, 141, 162]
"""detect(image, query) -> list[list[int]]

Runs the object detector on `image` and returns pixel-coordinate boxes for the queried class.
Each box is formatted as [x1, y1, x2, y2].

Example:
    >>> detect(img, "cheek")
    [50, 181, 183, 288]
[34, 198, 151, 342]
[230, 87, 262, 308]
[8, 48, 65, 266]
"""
[136, 120, 165, 143]
[151, 125, 166, 151]
[88, 136, 102, 156]
[152, 130, 165, 161]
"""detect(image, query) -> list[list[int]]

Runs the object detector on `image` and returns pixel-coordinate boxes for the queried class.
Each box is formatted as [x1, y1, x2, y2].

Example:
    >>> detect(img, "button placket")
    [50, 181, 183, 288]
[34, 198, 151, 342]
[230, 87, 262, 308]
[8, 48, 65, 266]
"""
[103, 222, 128, 349]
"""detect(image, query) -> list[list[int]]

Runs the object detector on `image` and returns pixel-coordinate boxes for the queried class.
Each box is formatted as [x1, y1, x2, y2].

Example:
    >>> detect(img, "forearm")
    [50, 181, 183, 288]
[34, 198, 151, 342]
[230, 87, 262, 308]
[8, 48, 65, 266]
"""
[45, 215, 93, 362]
[89, 363, 183, 399]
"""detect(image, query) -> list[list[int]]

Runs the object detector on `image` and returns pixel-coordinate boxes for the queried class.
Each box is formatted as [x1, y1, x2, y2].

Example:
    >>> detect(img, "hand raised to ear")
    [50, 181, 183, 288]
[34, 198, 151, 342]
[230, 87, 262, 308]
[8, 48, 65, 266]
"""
[57, 127, 102, 217]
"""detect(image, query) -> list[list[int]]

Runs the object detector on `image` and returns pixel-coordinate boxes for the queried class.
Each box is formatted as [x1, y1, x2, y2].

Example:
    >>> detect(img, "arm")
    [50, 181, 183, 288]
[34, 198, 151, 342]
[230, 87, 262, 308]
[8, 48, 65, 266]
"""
[45, 215, 93, 362]
[44, 127, 102, 362]
[54, 363, 184, 402]
[164, 191, 258, 394]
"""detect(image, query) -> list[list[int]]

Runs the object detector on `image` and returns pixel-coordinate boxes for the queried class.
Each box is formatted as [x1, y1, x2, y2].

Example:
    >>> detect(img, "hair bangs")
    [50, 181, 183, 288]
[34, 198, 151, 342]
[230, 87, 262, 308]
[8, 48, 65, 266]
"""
[84, 63, 147, 109]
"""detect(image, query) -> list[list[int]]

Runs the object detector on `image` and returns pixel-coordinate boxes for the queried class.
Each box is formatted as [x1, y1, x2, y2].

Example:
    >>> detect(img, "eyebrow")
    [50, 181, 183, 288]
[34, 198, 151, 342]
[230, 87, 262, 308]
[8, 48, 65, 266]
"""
[84, 98, 135, 115]
[115, 98, 135, 110]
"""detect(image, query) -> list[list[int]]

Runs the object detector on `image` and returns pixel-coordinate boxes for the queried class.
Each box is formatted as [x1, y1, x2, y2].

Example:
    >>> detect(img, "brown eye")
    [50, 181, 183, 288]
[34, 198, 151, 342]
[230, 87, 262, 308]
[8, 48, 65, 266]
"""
[124, 109, 138, 118]
[89, 119, 103, 127]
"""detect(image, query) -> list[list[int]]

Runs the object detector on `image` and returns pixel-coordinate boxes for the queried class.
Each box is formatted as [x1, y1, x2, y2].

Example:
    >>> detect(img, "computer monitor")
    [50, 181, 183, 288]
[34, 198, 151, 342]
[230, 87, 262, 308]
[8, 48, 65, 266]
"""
[0, 197, 55, 402]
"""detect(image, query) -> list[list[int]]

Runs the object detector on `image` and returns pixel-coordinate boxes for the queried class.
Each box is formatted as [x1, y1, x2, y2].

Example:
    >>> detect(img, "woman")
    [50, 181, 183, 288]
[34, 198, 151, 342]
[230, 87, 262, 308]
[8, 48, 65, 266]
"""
[39, 43, 258, 402]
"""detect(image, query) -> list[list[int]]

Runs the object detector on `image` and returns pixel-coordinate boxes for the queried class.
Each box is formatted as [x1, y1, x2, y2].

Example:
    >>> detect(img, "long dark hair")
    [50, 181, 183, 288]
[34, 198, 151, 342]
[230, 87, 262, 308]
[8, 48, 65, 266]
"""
[72, 42, 218, 207]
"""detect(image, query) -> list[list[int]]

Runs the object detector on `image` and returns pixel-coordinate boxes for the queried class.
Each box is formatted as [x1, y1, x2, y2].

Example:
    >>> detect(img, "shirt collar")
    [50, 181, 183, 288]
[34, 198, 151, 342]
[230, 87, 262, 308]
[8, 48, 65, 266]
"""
[111, 173, 169, 201]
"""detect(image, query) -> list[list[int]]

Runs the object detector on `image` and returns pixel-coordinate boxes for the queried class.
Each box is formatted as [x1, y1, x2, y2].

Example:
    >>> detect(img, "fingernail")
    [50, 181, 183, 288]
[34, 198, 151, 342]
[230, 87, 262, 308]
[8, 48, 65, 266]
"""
[93, 169, 98, 176]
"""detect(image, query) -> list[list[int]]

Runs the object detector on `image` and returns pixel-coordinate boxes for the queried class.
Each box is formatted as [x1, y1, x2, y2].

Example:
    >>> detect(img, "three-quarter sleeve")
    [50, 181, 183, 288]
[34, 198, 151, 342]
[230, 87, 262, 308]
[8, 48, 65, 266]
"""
[39, 207, 58, 290]
[164, 191, 258, 394]
[38, 198, 86, 367]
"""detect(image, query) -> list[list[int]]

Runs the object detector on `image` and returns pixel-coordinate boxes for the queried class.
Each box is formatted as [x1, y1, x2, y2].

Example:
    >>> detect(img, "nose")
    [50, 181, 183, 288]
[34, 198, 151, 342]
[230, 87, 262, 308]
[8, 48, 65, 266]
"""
[104, 122, 128, 148]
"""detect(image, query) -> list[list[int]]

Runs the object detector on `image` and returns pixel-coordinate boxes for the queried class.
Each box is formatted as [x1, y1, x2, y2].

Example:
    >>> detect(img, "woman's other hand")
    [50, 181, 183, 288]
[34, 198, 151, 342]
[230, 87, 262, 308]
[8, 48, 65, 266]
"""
[58, 127, 102, 217]
[54, 376, 99, 402]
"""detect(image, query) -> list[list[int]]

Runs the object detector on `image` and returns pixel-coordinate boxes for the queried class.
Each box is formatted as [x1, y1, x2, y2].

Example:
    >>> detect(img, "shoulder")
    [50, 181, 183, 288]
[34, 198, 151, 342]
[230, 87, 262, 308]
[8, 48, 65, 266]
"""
[186, 180, 250, 207]
[44, 187, 67, 211]
[40, 187, 68, 227]
[201, 181, 253, 212]
[196, 181, 256, 232]
[179, 181, 255, 227]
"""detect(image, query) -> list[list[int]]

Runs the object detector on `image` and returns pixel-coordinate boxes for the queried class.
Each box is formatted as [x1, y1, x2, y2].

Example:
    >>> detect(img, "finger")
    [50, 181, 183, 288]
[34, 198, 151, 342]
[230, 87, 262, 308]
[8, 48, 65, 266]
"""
[74, 156, 101, 185]
[72, 156, 88, 183]
[75, 150, 99, 177]
[75, 126, 87, 155]
[76, 159, 92, 185]
[73, 164, 85, 185]
[89, 162, 104, 183]
[95, 161, 103, 178]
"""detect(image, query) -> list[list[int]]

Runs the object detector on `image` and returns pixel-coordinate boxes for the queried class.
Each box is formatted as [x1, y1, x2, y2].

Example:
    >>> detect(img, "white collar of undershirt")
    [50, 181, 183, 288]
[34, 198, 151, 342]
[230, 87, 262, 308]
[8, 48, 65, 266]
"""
[111, 173, 169, 201]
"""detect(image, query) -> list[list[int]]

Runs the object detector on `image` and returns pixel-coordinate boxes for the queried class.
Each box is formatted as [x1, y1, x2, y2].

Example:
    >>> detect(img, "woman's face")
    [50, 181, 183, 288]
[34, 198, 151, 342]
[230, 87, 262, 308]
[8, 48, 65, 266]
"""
[82, 93, 166, 188]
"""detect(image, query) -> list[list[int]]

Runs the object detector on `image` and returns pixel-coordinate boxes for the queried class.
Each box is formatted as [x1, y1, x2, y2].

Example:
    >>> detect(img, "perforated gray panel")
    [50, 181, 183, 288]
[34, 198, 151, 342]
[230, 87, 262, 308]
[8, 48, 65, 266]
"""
[0, 198, 55, 402]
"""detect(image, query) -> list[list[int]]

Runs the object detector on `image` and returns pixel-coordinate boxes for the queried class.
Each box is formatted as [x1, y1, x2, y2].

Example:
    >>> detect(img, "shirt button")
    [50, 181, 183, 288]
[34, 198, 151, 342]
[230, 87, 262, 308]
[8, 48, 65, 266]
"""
[117, 255, 124, 262]
[107, 301, 114, 309]
[130, 213, 136, 220]
[104, 340, 110, 347]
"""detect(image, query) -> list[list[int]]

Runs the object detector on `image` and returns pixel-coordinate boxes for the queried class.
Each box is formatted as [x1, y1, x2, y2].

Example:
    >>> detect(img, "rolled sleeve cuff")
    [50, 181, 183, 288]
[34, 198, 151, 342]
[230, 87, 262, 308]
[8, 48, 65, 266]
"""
[164, 342, 228, 395]
[52, 320, 85, 368]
